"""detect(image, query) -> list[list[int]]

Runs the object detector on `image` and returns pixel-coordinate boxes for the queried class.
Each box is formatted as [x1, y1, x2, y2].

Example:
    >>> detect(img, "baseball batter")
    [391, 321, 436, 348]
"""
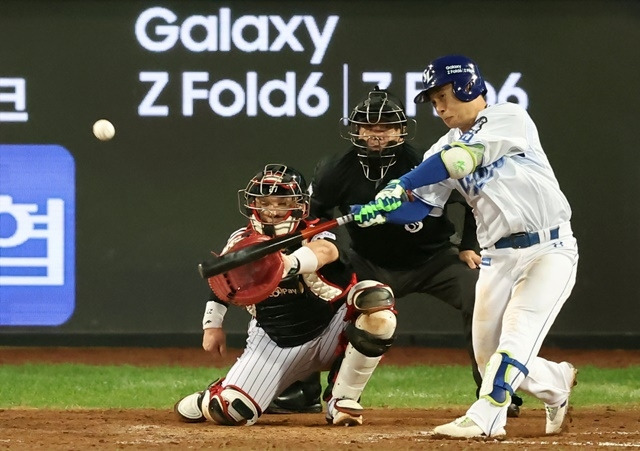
[174, 164, 397, 427]
[352, 55, 578, 438]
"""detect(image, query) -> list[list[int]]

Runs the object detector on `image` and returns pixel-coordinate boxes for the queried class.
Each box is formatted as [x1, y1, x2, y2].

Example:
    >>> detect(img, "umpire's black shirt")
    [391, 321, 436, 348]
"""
[310, 144, 477, 271]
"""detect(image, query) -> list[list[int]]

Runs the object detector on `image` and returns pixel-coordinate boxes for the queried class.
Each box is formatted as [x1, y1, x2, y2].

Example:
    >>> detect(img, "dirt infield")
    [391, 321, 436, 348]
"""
[1, 346, 639, 450]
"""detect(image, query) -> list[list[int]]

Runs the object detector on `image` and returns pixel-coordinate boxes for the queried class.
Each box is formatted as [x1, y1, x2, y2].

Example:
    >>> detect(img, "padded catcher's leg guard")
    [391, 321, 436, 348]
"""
[200, 379, 261, 426]
[327, 281, 396, 426]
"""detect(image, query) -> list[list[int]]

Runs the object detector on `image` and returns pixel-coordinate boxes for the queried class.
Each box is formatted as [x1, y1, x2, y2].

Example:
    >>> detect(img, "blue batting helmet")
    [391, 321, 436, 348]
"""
[414, 55, 487, 104]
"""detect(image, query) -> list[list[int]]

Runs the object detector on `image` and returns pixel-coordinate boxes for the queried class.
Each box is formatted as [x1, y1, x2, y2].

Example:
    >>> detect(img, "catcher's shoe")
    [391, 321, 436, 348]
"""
[174, 391, 206, 423]
[431, 416, 506, 439]
[325, 398, 363, 426]
[266, 374, 323, 414]
[545, 363, 578, 434]
[266, 400, 322, 414]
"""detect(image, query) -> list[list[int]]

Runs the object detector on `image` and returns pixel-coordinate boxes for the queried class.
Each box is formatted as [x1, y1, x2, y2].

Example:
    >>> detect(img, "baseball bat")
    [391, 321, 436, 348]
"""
[198, 213, 354, 279]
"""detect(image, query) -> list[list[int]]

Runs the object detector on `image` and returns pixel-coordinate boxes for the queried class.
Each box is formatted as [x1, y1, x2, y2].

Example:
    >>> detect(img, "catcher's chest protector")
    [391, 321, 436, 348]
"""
[255, 274, 346, 348]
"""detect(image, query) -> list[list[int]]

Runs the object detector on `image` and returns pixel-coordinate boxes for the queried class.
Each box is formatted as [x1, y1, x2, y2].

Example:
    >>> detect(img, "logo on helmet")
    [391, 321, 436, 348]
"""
[423, 68, 434, 85]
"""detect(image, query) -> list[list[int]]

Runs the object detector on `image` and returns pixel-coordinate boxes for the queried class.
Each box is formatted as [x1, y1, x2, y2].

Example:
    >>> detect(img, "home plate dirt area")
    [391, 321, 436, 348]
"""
[1, 346, 639, 450]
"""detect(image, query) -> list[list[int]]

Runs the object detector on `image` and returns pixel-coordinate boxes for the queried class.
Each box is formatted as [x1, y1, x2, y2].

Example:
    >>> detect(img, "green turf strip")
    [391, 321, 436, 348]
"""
[0, 364, 638, 409]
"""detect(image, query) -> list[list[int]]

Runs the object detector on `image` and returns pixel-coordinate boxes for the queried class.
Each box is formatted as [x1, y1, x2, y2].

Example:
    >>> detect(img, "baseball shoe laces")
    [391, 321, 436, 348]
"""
[430, 415, 506, 439]
[174, 391, 206, 423]
[325, 398, 363, 426]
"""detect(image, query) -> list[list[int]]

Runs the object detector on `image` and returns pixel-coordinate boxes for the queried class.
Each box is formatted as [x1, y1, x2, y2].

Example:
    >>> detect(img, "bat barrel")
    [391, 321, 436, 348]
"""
[198, 233, 294, 278]
[197, 214, 354, 279]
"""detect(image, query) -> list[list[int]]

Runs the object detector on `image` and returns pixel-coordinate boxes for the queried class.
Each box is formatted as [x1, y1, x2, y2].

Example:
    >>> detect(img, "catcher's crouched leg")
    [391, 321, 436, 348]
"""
[176, 378, 261, 426]
[327, 281, 397, 426]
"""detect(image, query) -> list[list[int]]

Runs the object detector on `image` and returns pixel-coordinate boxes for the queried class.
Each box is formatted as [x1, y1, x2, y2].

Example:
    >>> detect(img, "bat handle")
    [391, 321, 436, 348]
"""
[336, 213, 354, 226]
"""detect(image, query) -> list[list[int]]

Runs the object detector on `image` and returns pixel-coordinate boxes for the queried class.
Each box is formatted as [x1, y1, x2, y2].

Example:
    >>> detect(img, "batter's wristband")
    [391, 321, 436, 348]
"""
[202, 300, 227, 329]
[290, 246, 319, 274]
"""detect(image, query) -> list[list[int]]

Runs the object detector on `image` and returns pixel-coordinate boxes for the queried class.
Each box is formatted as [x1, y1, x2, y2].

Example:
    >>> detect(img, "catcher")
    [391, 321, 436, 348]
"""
[174, 163, 397, 426]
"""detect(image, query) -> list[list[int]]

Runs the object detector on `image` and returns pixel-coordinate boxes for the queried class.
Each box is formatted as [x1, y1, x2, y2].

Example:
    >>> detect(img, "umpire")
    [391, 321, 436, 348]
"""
[268, 87, 522, 417]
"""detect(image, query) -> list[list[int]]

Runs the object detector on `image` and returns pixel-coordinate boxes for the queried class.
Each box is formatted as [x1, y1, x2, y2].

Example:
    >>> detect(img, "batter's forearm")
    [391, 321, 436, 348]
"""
[399, 152, 449, 190]
[385, 200, 433, 224]
[400, 143, 485, 190]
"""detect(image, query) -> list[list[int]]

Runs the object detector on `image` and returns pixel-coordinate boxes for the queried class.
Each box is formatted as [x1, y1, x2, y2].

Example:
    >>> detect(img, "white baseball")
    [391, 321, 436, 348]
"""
[93, 119, 115, 141]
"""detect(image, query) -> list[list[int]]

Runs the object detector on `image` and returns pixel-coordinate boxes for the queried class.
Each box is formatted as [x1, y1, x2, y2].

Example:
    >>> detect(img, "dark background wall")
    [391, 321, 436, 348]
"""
[1, 0, 638, 348]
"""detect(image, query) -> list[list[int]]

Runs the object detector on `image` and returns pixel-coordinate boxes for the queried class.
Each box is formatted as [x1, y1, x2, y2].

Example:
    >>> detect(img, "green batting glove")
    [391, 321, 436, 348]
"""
[351, 203, 387, 227]
[375, 179, 408, 212]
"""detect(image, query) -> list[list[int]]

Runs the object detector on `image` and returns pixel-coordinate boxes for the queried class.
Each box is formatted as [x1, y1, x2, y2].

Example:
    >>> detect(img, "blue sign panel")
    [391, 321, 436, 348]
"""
[0, 145, 75, 325]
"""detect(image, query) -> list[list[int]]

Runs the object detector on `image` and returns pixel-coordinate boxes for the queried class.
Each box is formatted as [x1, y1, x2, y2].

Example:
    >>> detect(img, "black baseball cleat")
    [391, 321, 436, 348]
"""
[266, 398, 322, 414]
[266, 373, 323, 414]
[507, 394, 524, 418]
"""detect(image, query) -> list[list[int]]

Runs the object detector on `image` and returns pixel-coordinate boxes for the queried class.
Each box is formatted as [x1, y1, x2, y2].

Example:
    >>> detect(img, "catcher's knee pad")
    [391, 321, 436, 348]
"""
[347, 310, 397, 358]
[345, 280, 396, 358]
[201, 381, 261, 426]
[479, 351, 529, 407]
[347, 280, 395, 313]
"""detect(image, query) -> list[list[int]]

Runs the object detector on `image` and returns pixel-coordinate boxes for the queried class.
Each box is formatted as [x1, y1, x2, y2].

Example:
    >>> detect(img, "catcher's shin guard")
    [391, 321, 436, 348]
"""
[200, 380, 261, 426]
[325, 281, 396, 418]
[331, 344, 381, 401]
[330, 308, 397, 404]
[479, 351, 529, 407]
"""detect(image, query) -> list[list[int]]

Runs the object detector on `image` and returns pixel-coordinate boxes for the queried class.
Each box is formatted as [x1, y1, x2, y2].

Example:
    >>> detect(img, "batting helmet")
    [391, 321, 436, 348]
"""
[239, 164, 310, 237]
[414, 55, 487, 104]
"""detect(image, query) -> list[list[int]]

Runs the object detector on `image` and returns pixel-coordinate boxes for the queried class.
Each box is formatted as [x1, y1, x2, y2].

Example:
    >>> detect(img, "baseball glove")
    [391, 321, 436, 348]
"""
[208, 233, 284, 306]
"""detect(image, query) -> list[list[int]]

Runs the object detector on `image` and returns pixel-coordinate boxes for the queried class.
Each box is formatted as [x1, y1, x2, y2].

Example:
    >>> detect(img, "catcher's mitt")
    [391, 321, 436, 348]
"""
[208, 233, 284, 306]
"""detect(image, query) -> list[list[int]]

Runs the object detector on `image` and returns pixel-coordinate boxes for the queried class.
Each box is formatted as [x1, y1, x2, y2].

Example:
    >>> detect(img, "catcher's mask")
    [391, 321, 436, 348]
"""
[239, 164, 310, 237]
[340, 87, 415, 181]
